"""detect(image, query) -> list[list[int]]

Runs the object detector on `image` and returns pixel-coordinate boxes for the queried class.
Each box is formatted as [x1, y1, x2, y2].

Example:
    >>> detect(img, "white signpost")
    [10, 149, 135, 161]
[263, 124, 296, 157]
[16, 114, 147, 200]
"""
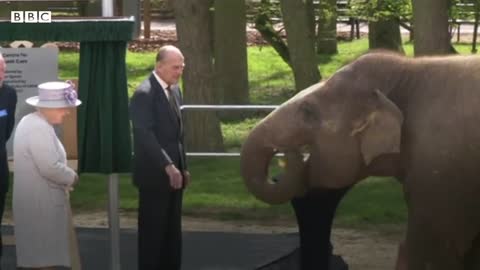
[0, 47, 59, 158]
[100, 2, 121, 270]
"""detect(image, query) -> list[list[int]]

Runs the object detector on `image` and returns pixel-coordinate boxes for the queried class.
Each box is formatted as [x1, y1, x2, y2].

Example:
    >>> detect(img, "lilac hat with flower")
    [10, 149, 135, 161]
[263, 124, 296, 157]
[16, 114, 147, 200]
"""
[26, 81, 81, 108]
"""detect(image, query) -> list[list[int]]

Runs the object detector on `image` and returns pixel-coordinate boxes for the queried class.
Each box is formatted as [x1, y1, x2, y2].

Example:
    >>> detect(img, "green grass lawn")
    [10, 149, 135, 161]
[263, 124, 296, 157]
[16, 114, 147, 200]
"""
[48, 39, 475, 228]
[61, 158, 406, 227]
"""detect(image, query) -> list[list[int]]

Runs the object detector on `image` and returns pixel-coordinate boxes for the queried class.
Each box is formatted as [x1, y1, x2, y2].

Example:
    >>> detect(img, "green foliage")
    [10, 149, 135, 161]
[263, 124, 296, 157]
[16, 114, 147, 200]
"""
[450, 0, 480, 21]
[247, 0, 282, 25]
[318, 1, 337, 22]
[350, 0, 480, 24]
[349, 0, 412, 22]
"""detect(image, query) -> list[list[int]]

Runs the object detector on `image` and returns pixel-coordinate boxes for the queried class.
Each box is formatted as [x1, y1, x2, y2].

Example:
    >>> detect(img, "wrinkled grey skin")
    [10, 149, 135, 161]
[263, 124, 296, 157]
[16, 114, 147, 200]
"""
[241, 52, 480, 270]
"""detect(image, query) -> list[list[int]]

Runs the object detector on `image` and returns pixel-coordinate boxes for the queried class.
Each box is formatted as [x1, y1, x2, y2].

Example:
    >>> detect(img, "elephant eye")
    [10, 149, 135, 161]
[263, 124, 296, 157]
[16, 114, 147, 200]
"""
[299, 102, 319, 122]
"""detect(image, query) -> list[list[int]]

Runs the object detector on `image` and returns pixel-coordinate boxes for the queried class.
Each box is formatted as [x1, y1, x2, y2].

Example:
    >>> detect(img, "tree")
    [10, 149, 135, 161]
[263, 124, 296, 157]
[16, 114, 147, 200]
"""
[368, 19, 403, 52]
[253, 0, 291, 65]
[368, 0, 404, 53]
[279, 0, 321, 91]
[351, 0, 408, 53]
[173, 0, 225, 151]
[316, 0, 338, 54]
[412, 0, 452, 55]
[306, 0, 316, 39]
[214, 0, 249, 109]
[143, 0, 151, 38]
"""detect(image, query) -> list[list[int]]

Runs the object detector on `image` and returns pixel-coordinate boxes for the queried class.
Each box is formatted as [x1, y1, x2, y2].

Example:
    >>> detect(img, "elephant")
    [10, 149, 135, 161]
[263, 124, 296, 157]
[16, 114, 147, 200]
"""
[240, 51, 480, 270]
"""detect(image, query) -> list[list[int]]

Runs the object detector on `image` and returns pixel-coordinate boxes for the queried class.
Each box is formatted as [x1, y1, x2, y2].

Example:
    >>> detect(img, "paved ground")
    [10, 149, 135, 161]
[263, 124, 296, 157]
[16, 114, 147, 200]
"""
[143, 19, 479, 34]
[0, 225, 299, 270]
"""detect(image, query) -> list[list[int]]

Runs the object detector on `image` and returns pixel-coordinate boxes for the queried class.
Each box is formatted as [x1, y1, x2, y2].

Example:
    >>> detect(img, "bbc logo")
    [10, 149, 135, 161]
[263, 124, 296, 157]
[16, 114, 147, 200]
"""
[11, 11, 52, 23]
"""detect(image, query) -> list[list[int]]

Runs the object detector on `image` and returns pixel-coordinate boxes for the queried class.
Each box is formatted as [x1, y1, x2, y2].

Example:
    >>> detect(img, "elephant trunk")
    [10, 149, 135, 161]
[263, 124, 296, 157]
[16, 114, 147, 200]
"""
[240, 123, 307, 204]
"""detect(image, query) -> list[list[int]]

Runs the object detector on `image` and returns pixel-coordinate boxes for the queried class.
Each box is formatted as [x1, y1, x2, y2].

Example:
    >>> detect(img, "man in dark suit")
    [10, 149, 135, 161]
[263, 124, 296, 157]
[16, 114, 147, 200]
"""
[130, 45, 190, 270]
[0, 52, 17, 264]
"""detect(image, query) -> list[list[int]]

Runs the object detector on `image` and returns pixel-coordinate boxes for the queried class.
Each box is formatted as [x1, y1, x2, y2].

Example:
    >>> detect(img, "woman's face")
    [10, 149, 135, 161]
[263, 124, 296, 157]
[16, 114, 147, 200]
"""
[39, 107, 71, 125]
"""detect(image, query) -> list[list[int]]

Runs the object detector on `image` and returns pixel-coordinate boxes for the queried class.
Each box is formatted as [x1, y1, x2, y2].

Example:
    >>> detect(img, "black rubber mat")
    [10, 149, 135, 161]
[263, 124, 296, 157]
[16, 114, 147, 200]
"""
[0, 226, 299, 270]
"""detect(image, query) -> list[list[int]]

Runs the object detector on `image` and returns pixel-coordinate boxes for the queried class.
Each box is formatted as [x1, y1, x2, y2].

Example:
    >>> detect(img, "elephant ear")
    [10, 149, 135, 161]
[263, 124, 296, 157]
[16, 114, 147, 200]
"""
[355, 89, 403, 165]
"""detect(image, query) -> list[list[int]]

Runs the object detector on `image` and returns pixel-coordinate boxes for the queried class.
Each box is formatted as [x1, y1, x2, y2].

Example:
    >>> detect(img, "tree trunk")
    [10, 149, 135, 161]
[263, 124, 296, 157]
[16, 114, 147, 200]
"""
[214, 0, 250, 120]
[412, 0, 452, 56]
[173, 0, 225, 152]
[316, 0, 338, 54]
[279, 0, 321, 92]
[143, 0, 151, 39]
[306, 0, 316, 40]
[254, 13, 291, 66]
[368, 18, 404, 53]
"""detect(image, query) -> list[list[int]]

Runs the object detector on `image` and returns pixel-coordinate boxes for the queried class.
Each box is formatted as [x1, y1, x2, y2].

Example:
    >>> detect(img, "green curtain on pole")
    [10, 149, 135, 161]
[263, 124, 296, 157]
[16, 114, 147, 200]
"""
[0, 19, 134, 174]
[78, 41, 131, 173]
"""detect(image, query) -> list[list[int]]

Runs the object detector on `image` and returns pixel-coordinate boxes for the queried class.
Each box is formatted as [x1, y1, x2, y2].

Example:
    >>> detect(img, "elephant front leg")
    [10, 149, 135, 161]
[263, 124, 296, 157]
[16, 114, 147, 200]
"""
[406, 219, 428, 270]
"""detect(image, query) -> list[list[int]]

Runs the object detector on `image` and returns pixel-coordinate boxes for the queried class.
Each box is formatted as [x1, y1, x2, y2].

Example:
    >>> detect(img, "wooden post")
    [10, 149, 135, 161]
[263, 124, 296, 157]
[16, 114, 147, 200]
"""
[62, 78, 78, 159]
[143, 0, 151, 39]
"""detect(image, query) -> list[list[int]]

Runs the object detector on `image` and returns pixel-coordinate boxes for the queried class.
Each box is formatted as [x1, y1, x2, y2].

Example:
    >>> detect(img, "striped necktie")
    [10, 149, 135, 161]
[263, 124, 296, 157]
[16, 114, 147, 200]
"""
[167, 85, 181, 120]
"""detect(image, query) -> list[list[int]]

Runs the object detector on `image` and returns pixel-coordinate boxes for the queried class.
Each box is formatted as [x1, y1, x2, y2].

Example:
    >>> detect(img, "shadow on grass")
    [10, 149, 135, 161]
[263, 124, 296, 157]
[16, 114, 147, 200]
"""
[249, 70, 292, 90]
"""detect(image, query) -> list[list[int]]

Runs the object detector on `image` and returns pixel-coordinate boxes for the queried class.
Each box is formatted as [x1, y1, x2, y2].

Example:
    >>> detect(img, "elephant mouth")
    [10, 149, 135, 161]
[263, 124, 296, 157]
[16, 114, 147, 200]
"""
[273, 145, 311, 160]
[271, 147, 311, 184]
[240, 127, 311, 204]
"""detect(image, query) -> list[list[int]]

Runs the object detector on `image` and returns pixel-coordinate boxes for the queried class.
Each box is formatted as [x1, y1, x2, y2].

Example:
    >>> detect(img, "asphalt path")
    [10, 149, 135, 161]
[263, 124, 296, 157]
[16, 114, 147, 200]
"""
[0, 226, 299, 270]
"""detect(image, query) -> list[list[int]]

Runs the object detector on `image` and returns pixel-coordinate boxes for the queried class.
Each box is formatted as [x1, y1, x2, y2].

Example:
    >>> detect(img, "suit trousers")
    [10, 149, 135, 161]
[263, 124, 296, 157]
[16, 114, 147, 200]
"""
[291, 187, 350, 270]
[138, 187, 183, 270]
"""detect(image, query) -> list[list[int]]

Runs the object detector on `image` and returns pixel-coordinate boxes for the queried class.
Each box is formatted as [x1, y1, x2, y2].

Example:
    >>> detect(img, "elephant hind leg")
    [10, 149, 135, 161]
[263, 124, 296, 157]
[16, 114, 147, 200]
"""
[428, 255, 462, 270]
[421, 241, 463, 270]
[395, 240, 407, 270]
[406, 222, 463, 270]
[465, 234, 480, 270]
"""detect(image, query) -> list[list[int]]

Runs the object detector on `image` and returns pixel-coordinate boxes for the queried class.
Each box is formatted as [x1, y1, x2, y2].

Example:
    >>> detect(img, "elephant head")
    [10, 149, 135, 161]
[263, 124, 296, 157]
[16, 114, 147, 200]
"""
[240, 68, 404, 204]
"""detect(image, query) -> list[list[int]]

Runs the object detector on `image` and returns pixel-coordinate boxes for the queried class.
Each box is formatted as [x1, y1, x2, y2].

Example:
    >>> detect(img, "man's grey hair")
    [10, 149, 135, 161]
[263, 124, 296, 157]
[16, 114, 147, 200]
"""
[155, 45, 183, 63]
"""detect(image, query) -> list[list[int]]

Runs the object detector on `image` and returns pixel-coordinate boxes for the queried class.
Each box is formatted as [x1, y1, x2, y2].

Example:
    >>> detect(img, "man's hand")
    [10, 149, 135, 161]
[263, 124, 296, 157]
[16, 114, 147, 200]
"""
[183, 170, 191, 187]
[165, 164, 183, 189]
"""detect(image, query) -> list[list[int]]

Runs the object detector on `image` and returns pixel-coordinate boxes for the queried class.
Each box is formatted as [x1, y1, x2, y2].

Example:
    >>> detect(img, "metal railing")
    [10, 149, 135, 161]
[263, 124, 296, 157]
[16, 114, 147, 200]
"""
[181, 104, 279, 157]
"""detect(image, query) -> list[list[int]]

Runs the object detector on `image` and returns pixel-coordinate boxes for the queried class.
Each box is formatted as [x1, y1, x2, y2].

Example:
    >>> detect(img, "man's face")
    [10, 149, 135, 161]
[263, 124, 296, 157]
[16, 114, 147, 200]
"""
[155, 53, 185, 85]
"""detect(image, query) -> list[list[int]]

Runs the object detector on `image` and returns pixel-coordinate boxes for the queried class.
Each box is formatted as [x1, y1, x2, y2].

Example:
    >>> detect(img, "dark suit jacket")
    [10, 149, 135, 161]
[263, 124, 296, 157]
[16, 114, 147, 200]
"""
[130, 74, 186, 189]
[0, 83, 17, 192]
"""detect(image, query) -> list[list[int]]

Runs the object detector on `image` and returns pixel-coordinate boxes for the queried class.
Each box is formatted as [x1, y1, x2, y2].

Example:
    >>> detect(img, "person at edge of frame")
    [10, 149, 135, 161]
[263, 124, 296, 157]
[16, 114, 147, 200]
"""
[0, 52, 17, 268]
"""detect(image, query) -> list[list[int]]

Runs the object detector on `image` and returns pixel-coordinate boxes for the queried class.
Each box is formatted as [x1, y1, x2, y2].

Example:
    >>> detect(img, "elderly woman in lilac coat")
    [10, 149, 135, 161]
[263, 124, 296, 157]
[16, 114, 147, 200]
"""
[13, 81, 81, 270]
